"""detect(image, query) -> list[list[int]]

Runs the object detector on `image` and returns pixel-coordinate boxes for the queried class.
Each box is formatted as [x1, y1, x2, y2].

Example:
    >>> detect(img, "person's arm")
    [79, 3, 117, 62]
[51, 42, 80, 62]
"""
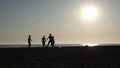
[45, 38, 47, 42]
[41, 38, 42, 42]
[47, 36, 49, 40]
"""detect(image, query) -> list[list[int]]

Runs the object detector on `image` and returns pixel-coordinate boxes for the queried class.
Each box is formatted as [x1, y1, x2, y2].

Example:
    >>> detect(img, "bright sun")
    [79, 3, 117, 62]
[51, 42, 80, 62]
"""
[81, 6, 98, 21]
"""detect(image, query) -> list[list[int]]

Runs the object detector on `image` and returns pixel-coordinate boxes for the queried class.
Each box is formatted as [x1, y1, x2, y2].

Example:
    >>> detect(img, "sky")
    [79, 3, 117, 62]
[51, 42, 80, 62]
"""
[0, 0, 120, 44]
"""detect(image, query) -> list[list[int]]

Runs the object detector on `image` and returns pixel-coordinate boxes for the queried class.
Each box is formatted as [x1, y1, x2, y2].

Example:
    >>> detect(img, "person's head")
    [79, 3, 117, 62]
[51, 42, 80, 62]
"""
[29, 35, 31, 37]
[43, 35, 45, 37]
[49, 33, 52, 36]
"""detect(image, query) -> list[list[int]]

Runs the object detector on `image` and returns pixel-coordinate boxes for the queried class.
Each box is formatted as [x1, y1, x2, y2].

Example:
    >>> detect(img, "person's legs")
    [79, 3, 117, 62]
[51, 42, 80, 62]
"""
[28, 42, 31, 48]
[42, 42, 45, 47]
[29, 42, 31, 47]
[47, 41, 50, 47]
[50, 40, 54, 47]
[51, 42, 53, 47]
[53, 41, 55, 47]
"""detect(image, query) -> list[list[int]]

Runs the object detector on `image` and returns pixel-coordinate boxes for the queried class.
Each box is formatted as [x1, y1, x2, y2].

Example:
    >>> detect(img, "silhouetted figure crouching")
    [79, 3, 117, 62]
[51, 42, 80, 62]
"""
[41, 35, 46, 47]
[28, 35, 32, 48]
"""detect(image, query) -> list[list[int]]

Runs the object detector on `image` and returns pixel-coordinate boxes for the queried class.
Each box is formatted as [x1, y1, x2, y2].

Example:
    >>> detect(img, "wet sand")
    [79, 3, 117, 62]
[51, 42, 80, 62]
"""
[0, 45, 120, 68]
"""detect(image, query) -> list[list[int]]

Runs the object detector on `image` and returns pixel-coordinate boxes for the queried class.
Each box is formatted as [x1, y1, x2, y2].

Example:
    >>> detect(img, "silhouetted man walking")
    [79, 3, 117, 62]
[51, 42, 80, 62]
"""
[28, 35, 32, 48]
[47, 34, 52, 47]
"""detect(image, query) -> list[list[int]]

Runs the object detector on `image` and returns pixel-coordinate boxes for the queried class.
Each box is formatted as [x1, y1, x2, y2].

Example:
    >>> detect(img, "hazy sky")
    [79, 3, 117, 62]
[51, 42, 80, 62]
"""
[0, 0, 120, 44]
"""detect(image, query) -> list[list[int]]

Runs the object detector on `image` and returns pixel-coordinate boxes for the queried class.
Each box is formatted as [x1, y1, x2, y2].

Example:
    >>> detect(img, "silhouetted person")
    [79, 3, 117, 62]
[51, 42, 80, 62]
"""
[51, 36, 55, 47]
[47, 33, 53, 47]
[28, 35, 32, 48]
[41, 35, 46, 47]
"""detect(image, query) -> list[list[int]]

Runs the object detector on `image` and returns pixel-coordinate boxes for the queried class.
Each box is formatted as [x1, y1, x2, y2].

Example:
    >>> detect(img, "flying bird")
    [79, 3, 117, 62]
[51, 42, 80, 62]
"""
[39, 19, 40, 21]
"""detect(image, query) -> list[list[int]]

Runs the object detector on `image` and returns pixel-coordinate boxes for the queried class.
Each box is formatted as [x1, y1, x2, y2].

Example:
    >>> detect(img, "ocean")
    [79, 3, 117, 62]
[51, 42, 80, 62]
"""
[0, 44, 120, 48]
[0, 44, 82, 48]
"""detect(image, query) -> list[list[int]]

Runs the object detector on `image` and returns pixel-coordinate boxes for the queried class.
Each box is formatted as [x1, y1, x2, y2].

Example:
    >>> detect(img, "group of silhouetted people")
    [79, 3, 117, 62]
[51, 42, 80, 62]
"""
[28, 34, 55, 48]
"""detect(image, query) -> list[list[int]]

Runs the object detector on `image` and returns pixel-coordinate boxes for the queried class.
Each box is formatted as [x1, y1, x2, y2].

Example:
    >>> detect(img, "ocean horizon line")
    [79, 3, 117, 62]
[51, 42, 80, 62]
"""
[1, 43, 120, 45]
[0, 43, 120, 48]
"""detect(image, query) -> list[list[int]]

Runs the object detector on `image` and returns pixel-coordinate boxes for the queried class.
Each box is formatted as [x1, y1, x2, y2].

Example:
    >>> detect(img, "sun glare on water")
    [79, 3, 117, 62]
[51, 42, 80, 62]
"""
[83, 44, 98, 47]
[81, 5, 98, 21]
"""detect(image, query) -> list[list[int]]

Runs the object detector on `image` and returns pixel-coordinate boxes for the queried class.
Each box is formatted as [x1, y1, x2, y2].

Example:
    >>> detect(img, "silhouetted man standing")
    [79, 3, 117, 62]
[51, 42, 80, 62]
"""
[28, 35, 32, 48]
[41, 35, 46, 47]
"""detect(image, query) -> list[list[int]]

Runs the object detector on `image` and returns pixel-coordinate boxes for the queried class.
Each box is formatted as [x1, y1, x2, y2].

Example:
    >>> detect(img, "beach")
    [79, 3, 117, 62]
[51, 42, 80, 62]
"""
[0, 44, 120, 68]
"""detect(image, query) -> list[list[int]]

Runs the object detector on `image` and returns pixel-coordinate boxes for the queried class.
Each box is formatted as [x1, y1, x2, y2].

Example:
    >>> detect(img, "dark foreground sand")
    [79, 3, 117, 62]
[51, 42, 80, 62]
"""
[0, 46, 120, 68]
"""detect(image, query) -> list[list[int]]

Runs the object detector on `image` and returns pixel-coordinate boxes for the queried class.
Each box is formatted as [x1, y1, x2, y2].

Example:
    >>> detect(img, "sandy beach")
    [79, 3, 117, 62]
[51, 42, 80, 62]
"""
[0, 45, 120, 68]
